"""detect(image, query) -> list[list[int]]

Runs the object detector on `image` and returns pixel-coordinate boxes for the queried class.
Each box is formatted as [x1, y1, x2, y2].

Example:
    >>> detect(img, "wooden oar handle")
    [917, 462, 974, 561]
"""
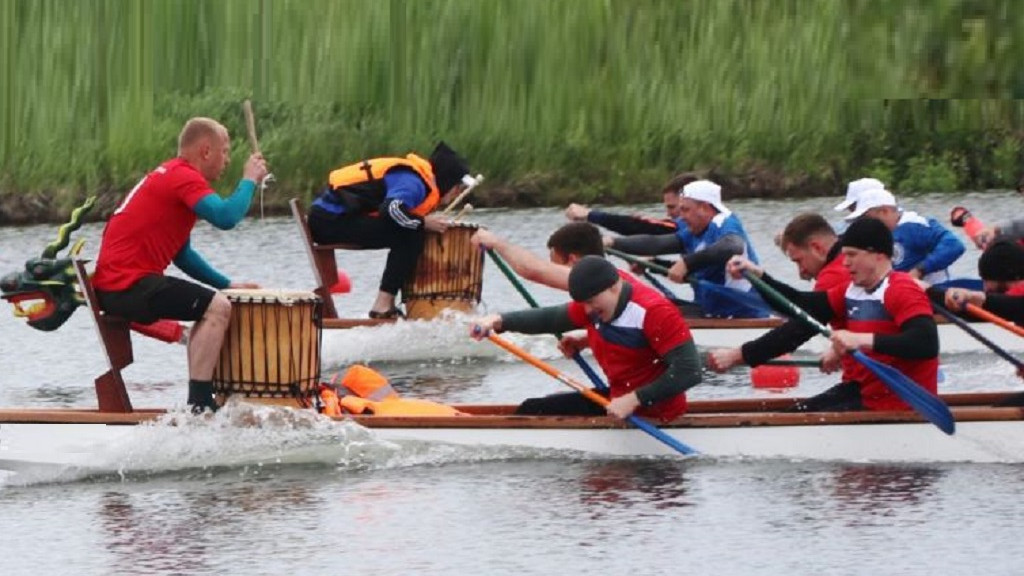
[486, 334, 608, 406]
[966, 303, 1024, 338]
[243, 99, 261, 155]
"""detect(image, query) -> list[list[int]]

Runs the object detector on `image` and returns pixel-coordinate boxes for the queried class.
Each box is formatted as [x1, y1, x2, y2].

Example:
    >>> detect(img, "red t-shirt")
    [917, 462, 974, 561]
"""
[825, 271, 939, 411]
[567, 280, 694, 421]
[93, 158, 212, 291]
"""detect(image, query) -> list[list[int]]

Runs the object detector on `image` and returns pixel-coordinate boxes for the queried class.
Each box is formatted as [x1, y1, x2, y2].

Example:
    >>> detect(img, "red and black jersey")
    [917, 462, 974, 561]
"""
[825, 272, 939, 410]
[567, 280, 693, 420]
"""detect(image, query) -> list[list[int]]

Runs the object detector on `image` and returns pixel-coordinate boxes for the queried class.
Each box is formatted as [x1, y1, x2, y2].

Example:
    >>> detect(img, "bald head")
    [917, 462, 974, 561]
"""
[178, 117, 228, 155]
[177, 117, 231, 181]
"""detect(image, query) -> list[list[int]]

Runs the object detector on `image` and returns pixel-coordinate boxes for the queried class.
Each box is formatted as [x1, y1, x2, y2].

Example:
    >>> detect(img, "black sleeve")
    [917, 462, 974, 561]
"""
[588, 211, 676, 236]
[634, 340, 703, 406]
[379, 198, 424, 230]
[681, 234, 745, 273]
[740, 319, 820, 366]
[760, 273, 835, 324]
[500, 304, 577, 335]
[873, 315, 938, 359]
[983, 294, 1024, 326]
[611, 234, 684, 256]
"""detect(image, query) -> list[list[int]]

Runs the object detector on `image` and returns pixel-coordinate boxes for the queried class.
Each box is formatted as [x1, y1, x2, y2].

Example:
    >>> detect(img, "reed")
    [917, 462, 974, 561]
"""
[2, 0, 1023, 222]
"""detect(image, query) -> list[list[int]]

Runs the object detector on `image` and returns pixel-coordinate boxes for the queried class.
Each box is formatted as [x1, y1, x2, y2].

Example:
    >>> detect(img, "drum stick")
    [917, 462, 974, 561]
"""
[243, 99, 261, 155]
[453, 203, 473, 222]
[441, 174, 484, 215]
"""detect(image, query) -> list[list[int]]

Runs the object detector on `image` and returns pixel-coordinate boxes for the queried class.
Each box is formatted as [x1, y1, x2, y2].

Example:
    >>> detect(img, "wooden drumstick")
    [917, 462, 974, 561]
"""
[442, 173, 484, 215]
[243, 99, 261, 155]
[453, 203, 473, 222]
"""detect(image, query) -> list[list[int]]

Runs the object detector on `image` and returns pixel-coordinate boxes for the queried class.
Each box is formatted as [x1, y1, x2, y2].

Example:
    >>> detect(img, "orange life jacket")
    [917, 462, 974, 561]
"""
[321, 364, 466, 417]
[326, 154, 440, 218]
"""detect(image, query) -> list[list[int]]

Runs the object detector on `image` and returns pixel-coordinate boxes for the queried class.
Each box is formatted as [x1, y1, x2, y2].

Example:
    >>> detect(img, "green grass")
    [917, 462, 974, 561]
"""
[2, 0, 1024, 221]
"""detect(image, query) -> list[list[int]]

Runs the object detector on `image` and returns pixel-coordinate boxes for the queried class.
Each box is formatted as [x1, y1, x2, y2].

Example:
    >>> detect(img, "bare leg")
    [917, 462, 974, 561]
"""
[187, 293, 232, 380]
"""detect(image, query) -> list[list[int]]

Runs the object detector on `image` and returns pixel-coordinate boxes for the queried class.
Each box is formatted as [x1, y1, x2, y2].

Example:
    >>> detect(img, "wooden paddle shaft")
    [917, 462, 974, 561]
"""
[967, 303, 1024, 338]
[243, 99, 261, 155]
[487, 334, 609, 406]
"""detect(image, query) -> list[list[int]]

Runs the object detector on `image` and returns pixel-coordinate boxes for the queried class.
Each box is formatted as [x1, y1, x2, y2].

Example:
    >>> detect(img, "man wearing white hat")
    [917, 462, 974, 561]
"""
[834, 177, 887, 213]
[846, 186, 965, 284]
[607, 179, 766, 318]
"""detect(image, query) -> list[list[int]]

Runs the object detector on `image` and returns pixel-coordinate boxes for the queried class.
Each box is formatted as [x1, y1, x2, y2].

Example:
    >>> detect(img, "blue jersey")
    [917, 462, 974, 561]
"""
[892, 211, 965, 284]
[674, 211, 766, 318]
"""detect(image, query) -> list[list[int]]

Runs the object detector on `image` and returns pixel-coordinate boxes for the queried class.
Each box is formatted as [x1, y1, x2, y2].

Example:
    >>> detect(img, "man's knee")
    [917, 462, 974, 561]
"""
[203, 292, 232, 325]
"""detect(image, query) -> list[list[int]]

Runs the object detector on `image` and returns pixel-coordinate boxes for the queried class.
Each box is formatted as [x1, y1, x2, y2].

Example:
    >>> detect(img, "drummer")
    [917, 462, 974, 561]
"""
[92, 117, 268, 413]
[308, 142, 474, 319]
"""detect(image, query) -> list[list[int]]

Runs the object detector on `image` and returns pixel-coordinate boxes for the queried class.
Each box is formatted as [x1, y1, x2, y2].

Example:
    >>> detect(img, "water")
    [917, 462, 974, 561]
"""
[1, 191, 1022, 575]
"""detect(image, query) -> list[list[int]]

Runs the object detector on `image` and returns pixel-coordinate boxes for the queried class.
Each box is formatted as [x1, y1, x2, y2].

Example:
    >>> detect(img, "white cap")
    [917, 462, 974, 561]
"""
[834, 177, 886, 211]
[681, 180, 727, 213]
[845, 188, 897, 220]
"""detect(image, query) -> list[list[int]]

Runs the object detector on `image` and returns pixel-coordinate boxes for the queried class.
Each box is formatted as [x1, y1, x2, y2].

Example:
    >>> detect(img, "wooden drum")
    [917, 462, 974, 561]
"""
[402, 223, 485, 320]
[213, 289, 322, 406]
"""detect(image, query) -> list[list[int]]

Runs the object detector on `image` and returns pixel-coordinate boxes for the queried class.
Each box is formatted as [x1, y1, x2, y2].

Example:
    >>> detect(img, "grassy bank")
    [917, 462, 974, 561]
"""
[2, 0, 1024, 223]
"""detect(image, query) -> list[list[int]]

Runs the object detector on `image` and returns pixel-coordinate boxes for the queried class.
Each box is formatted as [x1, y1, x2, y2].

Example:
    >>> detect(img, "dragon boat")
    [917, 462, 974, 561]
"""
[2, 392, 1024, 478]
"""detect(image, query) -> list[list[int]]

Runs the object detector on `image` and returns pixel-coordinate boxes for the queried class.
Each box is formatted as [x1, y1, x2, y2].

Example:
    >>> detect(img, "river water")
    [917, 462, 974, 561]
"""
[0, 191, 1021, 575]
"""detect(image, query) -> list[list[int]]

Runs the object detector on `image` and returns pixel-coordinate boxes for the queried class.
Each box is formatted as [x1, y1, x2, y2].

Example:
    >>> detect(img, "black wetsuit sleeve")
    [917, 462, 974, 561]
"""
[760, 273, 835, 324]
[983, 294, 1024, 326]
[681, 234, 745, 273]
[500, 304, 577, 335]
[873, 315, 938, 359]
[634, 340, 703, 406]
[740, 319, 820, 366]
[611, 234, 684, 256]
[587, 211, 676, 236]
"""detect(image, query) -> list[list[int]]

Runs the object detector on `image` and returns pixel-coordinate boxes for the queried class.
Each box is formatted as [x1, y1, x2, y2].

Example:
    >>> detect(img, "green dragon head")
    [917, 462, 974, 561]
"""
[0, 197, 95, 332]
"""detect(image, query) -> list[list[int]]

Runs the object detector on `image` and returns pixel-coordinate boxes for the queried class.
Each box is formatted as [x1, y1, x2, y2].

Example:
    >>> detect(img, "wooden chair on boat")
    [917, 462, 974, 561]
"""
[72, 258, 134, 413]
[289, 197, 362, 319]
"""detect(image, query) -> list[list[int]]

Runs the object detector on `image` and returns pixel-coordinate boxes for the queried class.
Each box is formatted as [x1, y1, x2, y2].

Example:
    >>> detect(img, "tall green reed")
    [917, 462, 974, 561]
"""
[2, 0, 1023, 220]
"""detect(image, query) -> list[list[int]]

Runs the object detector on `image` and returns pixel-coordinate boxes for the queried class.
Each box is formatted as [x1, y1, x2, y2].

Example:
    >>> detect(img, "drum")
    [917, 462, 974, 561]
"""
[402, 223, 485, 320]
[212, 289, 322, 406]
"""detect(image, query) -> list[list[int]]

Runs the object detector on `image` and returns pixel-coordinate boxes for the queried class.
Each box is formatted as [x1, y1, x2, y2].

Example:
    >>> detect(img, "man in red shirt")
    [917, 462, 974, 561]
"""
[93, 117, 268, 413]
[728, 217, 939, 412]
[469, 256, 702, 421]
[707, 212, 850, 372]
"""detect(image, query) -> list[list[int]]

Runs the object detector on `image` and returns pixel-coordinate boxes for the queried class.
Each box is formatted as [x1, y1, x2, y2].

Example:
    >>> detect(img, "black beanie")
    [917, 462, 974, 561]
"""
[840, 217, 893, 258]
[979, 240, 1024, 282]
[429, 141, 470, 192]
[568, 256, 620, 301]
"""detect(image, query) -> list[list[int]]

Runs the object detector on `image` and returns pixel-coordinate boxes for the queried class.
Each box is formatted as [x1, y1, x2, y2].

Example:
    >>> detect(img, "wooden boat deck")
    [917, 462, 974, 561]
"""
[1, 392, 1018, 428]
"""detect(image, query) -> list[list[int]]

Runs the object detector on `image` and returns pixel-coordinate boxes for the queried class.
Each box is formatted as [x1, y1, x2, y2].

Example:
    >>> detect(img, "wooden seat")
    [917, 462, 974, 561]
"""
[290, 198, 361, 319]
[72, 258, 134, 413]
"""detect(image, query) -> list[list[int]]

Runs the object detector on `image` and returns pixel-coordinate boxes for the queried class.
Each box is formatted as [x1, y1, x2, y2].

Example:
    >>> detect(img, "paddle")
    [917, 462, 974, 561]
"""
[964, 303, 1024, 339]
[606, 247, 772, 316]
[931, 303, 1024, 370]
[744, 271, 956, 435]
[484, 249, 609, 393]
[485, 333, 697, 456]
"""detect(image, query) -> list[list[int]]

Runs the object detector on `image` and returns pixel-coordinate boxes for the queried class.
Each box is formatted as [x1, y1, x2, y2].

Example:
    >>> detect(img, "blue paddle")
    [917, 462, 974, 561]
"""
[744, 271, 955, 435]
[485, 249, 609, 393]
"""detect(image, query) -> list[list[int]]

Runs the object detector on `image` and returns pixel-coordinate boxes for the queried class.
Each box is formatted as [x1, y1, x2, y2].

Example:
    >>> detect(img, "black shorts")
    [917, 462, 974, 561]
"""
[96, 275, 216, 325]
